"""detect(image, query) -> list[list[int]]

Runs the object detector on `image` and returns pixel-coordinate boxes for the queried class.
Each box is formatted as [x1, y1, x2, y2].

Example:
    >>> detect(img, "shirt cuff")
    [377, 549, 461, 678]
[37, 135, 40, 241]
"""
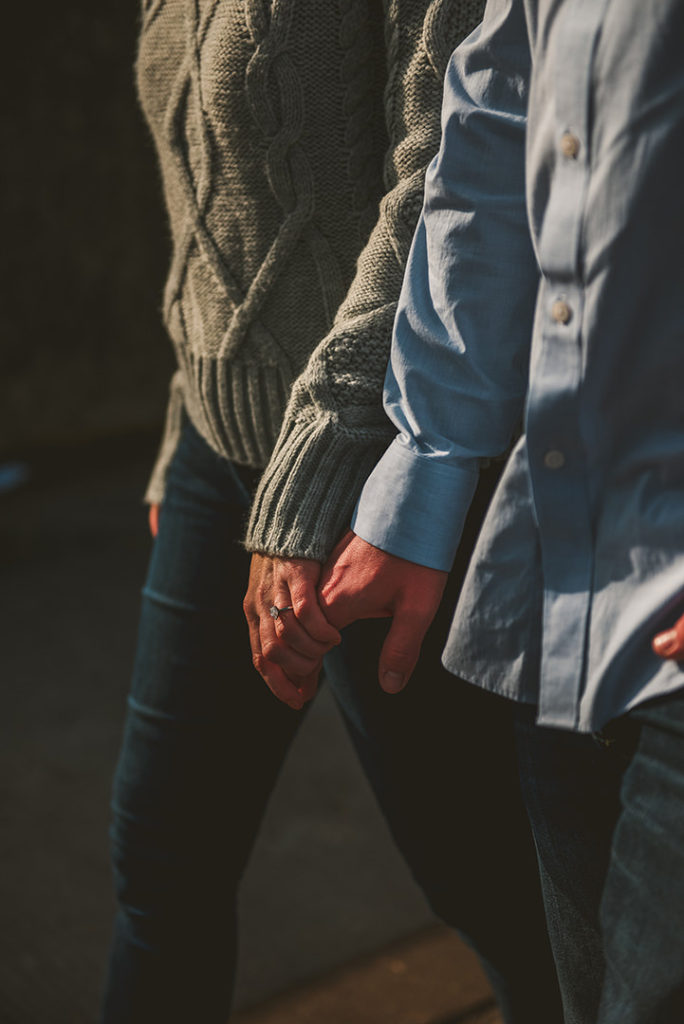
[351, 438, 479, 571]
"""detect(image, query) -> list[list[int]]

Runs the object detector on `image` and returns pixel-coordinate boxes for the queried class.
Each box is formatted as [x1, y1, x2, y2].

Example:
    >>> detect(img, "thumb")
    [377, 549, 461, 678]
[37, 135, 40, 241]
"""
[378, 604, 431, 694]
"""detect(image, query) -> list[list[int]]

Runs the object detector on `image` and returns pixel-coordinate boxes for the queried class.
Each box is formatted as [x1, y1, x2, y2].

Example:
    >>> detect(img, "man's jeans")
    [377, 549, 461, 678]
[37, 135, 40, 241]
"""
[101, 418, 562, 1023]
[516, 693, 684, 1023]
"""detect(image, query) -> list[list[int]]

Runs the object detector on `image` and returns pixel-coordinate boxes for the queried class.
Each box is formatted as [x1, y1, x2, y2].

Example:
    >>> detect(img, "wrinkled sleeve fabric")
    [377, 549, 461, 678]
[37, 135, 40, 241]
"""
[353, 0, 539, 571]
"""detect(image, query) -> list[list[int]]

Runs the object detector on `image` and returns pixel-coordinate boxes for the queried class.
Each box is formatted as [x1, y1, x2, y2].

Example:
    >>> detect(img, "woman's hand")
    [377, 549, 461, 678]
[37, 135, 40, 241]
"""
[243, 554, 341, 709]
[148, 503, 160, 538]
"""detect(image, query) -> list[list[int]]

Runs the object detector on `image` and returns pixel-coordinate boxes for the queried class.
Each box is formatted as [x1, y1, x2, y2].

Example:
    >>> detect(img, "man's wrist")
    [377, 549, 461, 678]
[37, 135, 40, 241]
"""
[351, 439, 479, 572]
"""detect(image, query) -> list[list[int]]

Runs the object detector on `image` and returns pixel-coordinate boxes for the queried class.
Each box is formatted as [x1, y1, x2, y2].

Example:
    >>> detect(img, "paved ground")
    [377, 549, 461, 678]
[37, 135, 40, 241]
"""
[233, 926, 500, 1024]
[0, 434, 496, 1023]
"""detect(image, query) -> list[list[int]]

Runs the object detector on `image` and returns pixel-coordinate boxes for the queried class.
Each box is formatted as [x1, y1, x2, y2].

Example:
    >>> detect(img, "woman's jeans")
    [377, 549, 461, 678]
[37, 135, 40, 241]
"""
[516, 693, 684, 1024]
[101, 419, 562, 1023]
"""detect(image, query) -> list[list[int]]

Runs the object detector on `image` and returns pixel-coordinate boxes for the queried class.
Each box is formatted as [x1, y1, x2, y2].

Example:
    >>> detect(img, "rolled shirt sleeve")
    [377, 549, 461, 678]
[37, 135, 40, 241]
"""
[353, 0, 539, 570]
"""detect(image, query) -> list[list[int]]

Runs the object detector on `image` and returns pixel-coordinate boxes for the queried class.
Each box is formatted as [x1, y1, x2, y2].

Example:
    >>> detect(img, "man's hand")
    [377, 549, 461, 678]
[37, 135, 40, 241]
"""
[318, 531, 448, 694]
[244, 554, 341, 709]
[653, 613, 684, 660]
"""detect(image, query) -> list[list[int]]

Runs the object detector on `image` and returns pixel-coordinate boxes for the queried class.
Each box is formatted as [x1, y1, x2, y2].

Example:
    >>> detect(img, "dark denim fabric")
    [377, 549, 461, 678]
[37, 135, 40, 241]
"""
[101, 419, 561, 1023]
[516, 695, 684, 1024]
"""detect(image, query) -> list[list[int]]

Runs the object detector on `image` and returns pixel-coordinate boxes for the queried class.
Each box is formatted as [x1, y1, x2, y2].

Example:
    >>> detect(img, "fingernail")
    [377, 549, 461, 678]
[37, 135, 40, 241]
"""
[382, 671, 404, 693]
[653, 629, 677, 657]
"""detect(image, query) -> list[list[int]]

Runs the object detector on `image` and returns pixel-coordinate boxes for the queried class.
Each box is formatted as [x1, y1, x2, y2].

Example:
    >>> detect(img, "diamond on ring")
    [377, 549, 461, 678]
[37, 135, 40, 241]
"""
[269, 605, 293, 620]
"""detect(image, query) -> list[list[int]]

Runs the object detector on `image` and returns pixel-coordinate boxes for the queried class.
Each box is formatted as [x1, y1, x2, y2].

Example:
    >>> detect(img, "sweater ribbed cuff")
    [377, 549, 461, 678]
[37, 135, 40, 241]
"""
[244, 413, 392, 561]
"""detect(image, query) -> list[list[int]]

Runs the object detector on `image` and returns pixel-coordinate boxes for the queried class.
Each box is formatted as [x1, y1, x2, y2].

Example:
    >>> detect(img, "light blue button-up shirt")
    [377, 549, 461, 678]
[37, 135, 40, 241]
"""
[352, 0, 684, 732]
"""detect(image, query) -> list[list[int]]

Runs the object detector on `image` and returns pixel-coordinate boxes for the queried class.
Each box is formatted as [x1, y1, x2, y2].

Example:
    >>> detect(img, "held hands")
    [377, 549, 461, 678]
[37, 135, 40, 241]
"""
[155, 505, 446, 702]
[245, 532, 448, 707]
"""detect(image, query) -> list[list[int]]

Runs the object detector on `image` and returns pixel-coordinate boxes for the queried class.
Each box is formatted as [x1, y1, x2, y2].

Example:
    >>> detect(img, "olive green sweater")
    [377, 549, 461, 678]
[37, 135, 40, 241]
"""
[139, 0, 483, 560]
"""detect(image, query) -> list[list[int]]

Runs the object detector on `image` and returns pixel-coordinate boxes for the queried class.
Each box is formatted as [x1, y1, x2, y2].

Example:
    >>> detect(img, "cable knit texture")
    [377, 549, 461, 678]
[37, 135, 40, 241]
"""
[139, 0, 484, 559]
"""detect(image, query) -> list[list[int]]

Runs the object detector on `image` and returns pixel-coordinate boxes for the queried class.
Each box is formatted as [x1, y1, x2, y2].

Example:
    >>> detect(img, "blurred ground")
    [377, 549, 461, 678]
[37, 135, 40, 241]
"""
[0, 436, 497, 1023]
[232, 926, 499, 1024]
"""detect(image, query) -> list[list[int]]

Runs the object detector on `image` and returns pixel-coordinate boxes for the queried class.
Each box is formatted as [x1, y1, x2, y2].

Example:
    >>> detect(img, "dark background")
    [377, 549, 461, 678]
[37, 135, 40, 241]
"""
[2, 2, 173, 459]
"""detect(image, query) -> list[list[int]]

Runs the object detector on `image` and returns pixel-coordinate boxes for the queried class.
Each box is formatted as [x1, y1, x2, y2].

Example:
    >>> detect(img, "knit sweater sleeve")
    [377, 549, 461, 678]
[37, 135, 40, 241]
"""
[245, 0, 485, 560]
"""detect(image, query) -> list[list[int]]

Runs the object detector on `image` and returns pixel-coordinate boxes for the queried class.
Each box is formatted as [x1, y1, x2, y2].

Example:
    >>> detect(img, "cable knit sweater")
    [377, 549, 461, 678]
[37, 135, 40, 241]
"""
[139, 0, 483, 560]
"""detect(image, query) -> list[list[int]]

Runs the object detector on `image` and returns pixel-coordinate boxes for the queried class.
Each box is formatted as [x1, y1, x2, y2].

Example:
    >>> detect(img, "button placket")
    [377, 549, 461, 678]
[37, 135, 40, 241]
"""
[530, 0, 614, 730]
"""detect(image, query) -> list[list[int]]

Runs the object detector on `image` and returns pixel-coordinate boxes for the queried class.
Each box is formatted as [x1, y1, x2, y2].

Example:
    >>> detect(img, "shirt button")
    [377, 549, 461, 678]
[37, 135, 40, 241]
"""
[552, 299, 572, 324]
[560, 131, 580, 159]
[544, 450, 566, 470]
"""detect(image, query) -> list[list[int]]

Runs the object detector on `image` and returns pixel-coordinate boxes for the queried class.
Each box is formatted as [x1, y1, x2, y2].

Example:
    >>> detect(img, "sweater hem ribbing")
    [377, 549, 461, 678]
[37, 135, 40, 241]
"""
[144, 357, 294, 504]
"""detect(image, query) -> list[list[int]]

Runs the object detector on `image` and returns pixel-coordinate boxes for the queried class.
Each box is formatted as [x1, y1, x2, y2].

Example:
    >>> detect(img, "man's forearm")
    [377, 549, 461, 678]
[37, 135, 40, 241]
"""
[354, 0, 538, 571]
